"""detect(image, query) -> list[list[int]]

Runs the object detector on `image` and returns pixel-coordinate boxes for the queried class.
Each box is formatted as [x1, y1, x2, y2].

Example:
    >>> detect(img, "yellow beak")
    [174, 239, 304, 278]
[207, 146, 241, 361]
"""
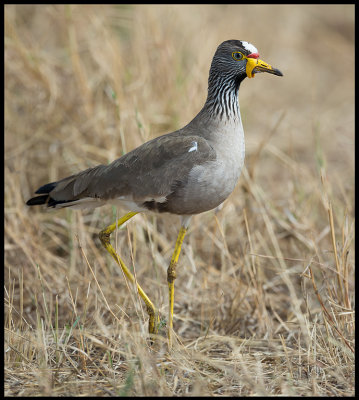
[246, 57, 283, 78]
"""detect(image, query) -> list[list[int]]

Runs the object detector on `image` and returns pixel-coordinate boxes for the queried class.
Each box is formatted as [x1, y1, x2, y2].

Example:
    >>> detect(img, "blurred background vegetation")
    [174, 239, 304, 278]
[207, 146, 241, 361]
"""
[5, 4, 354, 396]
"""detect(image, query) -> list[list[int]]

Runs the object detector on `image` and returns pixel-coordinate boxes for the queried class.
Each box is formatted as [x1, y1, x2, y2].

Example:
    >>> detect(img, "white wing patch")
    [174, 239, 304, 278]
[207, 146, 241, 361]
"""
[188, 141, 198, 153]
[241, 41, 258, 54]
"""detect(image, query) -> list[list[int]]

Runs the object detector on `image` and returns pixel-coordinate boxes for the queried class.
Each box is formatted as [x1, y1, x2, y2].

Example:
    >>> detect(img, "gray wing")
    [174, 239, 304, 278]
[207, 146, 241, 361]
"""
[48, 131, 216, 206]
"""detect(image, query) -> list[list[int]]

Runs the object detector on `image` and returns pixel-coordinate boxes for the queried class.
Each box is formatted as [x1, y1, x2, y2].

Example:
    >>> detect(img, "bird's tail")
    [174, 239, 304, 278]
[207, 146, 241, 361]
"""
[26, 165, 107, 209]
[26, 180, 80, 208]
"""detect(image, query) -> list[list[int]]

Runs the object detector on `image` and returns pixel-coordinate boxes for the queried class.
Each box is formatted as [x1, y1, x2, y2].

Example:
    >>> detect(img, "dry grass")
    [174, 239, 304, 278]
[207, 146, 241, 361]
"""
[4, 4, 354, 396]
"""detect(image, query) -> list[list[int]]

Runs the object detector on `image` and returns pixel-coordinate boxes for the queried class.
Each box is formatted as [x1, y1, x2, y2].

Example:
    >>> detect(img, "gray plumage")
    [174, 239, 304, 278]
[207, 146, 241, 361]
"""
[27, 40, 282, 216]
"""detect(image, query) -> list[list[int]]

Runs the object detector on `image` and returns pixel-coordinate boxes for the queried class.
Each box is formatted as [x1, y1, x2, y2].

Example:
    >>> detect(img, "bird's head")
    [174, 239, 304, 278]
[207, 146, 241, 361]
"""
[211, 40, 283, 84]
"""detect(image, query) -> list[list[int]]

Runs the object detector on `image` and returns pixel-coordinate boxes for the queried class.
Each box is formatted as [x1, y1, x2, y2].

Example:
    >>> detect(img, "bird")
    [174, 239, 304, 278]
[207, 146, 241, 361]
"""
[26, 40, 283, 347]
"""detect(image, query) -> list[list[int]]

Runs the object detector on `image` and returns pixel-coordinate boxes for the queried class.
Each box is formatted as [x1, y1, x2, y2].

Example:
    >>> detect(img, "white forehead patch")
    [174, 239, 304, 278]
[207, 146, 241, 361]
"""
[241, 41, 258, 54]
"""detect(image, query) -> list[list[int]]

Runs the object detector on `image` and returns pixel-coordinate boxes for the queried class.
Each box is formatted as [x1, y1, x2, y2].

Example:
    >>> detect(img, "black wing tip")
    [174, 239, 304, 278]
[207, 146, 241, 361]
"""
[26, 195, 78, 208]
[26, 195, 50, 206]
[35, 181, 58, 194]
[27, 181, 59, 207]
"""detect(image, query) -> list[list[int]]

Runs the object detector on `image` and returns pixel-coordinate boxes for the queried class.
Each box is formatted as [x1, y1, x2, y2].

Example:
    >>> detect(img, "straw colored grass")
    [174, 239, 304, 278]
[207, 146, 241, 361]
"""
[5, 4, 354, 396]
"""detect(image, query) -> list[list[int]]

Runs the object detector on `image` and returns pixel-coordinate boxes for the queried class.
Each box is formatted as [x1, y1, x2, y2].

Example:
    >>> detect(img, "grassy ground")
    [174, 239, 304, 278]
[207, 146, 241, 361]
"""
[5, 4, 354, 396]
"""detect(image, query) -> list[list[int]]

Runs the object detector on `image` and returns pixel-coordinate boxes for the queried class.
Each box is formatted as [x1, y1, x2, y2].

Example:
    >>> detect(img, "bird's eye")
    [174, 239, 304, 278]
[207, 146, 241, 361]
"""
[232, 52, 244, 61]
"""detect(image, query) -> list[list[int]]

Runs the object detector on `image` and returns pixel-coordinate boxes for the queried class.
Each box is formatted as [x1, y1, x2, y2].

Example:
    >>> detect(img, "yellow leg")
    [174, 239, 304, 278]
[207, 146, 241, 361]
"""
[99, 212, 160, 335]
[167, 226, 188, 348]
